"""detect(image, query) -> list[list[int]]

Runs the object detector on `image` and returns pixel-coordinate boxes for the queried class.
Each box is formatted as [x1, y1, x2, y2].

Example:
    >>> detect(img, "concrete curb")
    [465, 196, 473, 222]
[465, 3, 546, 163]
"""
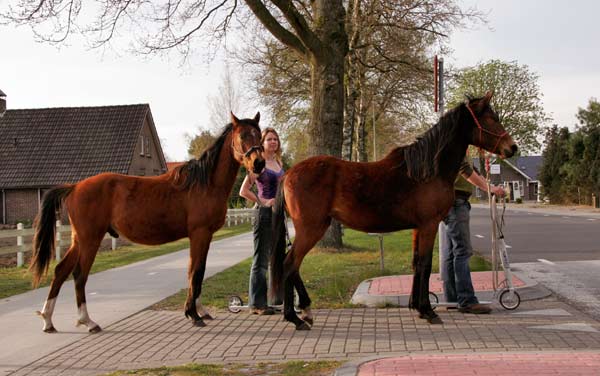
[350, 270, 551, 308]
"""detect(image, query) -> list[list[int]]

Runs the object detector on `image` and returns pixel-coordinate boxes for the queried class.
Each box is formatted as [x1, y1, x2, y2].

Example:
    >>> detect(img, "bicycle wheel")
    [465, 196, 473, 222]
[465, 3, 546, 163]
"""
[429, 291, 439, 310]
[228, 295, 244, 313]
[499, 289, 520, 310]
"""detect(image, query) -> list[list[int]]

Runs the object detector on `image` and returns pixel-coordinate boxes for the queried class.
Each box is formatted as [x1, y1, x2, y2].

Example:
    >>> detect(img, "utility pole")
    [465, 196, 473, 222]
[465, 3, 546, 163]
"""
[435, 56, 448, 290]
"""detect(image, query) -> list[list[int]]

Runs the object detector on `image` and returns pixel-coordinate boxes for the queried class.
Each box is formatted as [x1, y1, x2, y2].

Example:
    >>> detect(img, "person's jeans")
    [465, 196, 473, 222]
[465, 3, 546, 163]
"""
[441, 198, 479, 308]
[249, 207, 275, 309]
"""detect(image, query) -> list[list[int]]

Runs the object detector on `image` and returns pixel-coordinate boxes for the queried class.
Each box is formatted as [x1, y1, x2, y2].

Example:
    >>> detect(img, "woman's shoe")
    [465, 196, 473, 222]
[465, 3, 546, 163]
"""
[250, 307, 275, 315]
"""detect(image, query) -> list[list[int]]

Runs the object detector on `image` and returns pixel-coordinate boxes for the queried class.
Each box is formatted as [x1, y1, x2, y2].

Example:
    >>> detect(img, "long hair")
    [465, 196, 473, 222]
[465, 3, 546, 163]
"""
[30, 185, 75, 287]
[403, 104, 465, 181]
[270, 175, 288, 300]
[261, 127, 283, 165]
[172, 124, 233, 190]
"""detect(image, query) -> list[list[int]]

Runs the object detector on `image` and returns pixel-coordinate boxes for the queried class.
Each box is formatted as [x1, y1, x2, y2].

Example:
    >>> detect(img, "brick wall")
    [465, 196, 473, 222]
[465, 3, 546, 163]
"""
[4, 189, 39, 224]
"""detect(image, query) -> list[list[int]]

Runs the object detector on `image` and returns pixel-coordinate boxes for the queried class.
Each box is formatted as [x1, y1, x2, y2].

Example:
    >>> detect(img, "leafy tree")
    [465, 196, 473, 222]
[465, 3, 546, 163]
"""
[539, 125, 571, 203]
[447, 60, 549, 154]
[575, 98, 600, 201]
[187, 130, 217, 159]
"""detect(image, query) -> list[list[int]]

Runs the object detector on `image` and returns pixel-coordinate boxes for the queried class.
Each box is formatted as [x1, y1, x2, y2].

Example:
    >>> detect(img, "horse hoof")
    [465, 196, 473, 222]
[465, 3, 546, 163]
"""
[43, 326, 57, 333]
[193, 319, 206, 327]
[418, 311, 443, 324]
[201, 313, 214, 320]
[301, 317, 314, 326]
[295, 322, 311, 331]
[88, 325, 102, 333]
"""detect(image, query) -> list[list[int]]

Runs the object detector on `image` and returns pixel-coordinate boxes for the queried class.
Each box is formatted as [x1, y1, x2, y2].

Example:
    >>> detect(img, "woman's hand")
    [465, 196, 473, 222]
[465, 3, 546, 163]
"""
[491, 185, 506, 197]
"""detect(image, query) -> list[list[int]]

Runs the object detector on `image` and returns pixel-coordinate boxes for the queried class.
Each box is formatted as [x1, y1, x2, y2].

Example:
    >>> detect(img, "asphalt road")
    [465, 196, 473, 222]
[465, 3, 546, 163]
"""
[469, 206, 600, 263]
[468, 204, 600, 320]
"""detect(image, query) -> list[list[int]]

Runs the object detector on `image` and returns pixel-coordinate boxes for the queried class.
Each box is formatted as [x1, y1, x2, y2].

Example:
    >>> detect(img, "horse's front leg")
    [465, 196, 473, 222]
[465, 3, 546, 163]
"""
[184, 228, 213, 327]
[414, 225, 443, 324]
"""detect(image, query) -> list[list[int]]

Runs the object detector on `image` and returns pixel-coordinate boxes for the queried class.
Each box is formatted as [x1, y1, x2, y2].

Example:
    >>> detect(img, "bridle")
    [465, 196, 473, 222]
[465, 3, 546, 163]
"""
[232, 143, 263, 159]
[466, 104, 508, 155]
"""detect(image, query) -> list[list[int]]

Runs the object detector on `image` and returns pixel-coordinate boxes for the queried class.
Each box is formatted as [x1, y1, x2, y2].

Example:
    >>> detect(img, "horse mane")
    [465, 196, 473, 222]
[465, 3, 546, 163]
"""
[171, 124, 233, 190]
[403, 104, 465, 181]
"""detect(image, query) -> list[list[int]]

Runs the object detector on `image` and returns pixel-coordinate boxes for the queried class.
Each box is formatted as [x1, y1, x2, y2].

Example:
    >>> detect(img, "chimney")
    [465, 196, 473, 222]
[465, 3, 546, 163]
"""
[0, 89, 6, 118]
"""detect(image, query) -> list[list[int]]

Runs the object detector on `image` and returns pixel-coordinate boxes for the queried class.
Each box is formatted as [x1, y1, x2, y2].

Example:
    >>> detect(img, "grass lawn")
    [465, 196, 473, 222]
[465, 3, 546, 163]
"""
[153, 228, 491, 311]
[104, 361, 342, 376]
[0, 223, 252, 300]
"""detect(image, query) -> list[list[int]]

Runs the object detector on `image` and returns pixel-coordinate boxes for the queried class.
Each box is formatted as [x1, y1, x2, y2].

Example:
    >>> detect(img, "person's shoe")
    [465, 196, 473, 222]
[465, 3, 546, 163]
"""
[250, 307, 275, 315]
[446, 306, 458, 311]
[458, 303, 492, 314]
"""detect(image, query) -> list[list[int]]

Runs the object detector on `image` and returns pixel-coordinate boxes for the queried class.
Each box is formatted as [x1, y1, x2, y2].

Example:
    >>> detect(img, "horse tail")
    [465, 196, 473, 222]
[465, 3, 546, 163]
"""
[270, 176, 288, 300]
[30, 185, 75, 287]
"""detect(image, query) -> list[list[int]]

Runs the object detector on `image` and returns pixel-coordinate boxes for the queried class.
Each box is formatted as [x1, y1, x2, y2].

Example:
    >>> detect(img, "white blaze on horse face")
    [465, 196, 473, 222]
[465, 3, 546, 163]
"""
[36, 298, 56, 331]
[76, 303, 99, 330]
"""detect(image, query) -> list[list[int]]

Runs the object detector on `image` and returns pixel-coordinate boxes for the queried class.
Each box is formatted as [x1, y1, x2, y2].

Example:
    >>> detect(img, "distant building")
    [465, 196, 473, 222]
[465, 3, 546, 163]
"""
[472, 156, 543, 202]
[0, 104, 167, 224]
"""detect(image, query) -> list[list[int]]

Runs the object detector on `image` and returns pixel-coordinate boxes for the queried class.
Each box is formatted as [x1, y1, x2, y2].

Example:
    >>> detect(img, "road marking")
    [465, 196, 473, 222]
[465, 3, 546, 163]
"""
[512, 308, 572, 316]
[529, 323, 599, 333]
[90, 292, 97, 295]
[147, 272, 158, 276]
[588, 218, 597, 221]
[538, 258, 555, 265]
[475, 234, 484, 238]
[527, 212, 533, 215]
[505, 245, 512, 249]
[543, 214, 550, 217]
[562, 216, 570, 219]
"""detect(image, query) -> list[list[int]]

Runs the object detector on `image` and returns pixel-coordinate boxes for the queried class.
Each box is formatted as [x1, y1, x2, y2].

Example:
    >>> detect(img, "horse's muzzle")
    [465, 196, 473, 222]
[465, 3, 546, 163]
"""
[504, 144, 518, 158]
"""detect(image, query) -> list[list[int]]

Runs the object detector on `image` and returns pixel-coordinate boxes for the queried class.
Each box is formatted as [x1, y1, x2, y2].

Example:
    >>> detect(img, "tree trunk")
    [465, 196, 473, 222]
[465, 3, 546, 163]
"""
[310, 0, 347, 248]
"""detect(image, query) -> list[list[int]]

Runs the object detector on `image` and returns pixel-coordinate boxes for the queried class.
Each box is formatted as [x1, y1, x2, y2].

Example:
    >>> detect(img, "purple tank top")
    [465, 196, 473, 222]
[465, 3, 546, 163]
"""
[256, 167, 284, 200]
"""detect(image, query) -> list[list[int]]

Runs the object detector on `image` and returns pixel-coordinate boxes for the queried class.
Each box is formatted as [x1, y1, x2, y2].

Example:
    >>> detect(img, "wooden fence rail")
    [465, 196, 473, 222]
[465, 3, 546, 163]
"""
[0, 208, 256, 267]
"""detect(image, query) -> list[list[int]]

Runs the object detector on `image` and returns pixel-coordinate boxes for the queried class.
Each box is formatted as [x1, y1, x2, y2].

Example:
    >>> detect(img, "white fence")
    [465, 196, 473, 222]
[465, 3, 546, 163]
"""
[0, 208, 256, 267]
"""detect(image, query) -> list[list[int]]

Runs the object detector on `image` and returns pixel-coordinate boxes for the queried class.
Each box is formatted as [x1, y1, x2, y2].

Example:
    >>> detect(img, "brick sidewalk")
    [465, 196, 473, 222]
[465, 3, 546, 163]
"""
[10, 297, 600, 375]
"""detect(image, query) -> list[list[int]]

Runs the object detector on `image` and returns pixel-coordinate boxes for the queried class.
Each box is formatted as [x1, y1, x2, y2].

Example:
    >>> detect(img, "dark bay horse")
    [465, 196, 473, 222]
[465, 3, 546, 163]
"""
[271, 92, 518, 330]
[30, 113, 264, 332]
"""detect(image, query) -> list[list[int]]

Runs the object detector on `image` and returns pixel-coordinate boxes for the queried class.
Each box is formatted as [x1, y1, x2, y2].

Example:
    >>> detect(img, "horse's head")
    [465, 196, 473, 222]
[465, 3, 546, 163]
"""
[230, 112, 265, 173]
[465, 91, 518, 158]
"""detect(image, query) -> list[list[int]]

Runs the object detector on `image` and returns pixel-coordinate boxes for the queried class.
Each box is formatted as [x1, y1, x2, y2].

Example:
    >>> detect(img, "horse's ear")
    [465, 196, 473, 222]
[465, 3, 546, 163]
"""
[231, 112, 240, 127]
[483, 90, 494, 105]
[254, 112, 260, 123]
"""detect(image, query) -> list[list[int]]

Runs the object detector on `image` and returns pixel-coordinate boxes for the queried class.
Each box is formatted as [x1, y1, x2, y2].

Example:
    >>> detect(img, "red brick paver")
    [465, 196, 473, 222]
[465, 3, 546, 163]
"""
[358, 352, 600, 375]
[368, 272, 525, 295]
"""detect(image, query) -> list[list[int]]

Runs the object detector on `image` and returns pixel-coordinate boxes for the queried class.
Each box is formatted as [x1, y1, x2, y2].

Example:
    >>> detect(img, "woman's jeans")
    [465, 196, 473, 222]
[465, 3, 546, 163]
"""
[249, 207, 278, 308]
[441, 198, 479, 308]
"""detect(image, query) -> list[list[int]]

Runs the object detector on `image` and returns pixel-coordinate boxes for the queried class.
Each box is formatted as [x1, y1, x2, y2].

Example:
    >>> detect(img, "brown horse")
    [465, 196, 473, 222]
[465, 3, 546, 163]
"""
[271, 92, 518, 330]
[30, 112, 264, 333]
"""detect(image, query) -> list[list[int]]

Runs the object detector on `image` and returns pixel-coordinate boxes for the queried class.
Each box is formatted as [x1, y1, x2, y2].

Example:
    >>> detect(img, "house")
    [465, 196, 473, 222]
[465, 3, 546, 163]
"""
[472, 156, 543, 202]
[0, 104, 167, 224]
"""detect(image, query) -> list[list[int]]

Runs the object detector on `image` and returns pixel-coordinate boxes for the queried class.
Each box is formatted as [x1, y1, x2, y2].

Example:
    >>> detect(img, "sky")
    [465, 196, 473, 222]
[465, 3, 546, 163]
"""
[1, 0, 599, 161]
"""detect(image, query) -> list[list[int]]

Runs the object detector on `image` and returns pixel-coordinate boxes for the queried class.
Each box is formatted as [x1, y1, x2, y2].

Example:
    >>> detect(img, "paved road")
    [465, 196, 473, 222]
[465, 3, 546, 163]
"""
[469, 205, 600, 263]
[0, 231, 257, 376]
[468, 204, 600, 322]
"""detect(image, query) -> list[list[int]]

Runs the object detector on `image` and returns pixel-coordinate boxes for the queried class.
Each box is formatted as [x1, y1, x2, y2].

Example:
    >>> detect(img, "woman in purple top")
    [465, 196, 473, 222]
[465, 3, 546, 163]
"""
[239, 127, 285, 315]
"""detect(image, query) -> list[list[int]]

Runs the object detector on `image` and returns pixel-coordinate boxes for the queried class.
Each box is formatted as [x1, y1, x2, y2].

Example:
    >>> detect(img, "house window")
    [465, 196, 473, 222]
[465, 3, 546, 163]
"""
[145, 136, 151, 157]
[140, 135, 145, 156]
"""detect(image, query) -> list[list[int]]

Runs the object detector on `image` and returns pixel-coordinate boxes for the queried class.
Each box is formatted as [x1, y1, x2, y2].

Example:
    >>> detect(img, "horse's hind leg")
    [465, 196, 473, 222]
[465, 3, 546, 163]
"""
[73, 236, 103, 332]
[291, 271, 312, 325]
[37, 241, 80, 333]
[184, 229, 213, 327]
[282, 220, 328, 330]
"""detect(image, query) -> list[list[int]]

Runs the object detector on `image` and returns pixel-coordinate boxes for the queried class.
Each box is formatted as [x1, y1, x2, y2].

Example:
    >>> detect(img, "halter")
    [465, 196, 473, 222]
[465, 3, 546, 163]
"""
[232, 142, 263, 160]
[466, 104, 508, 155]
